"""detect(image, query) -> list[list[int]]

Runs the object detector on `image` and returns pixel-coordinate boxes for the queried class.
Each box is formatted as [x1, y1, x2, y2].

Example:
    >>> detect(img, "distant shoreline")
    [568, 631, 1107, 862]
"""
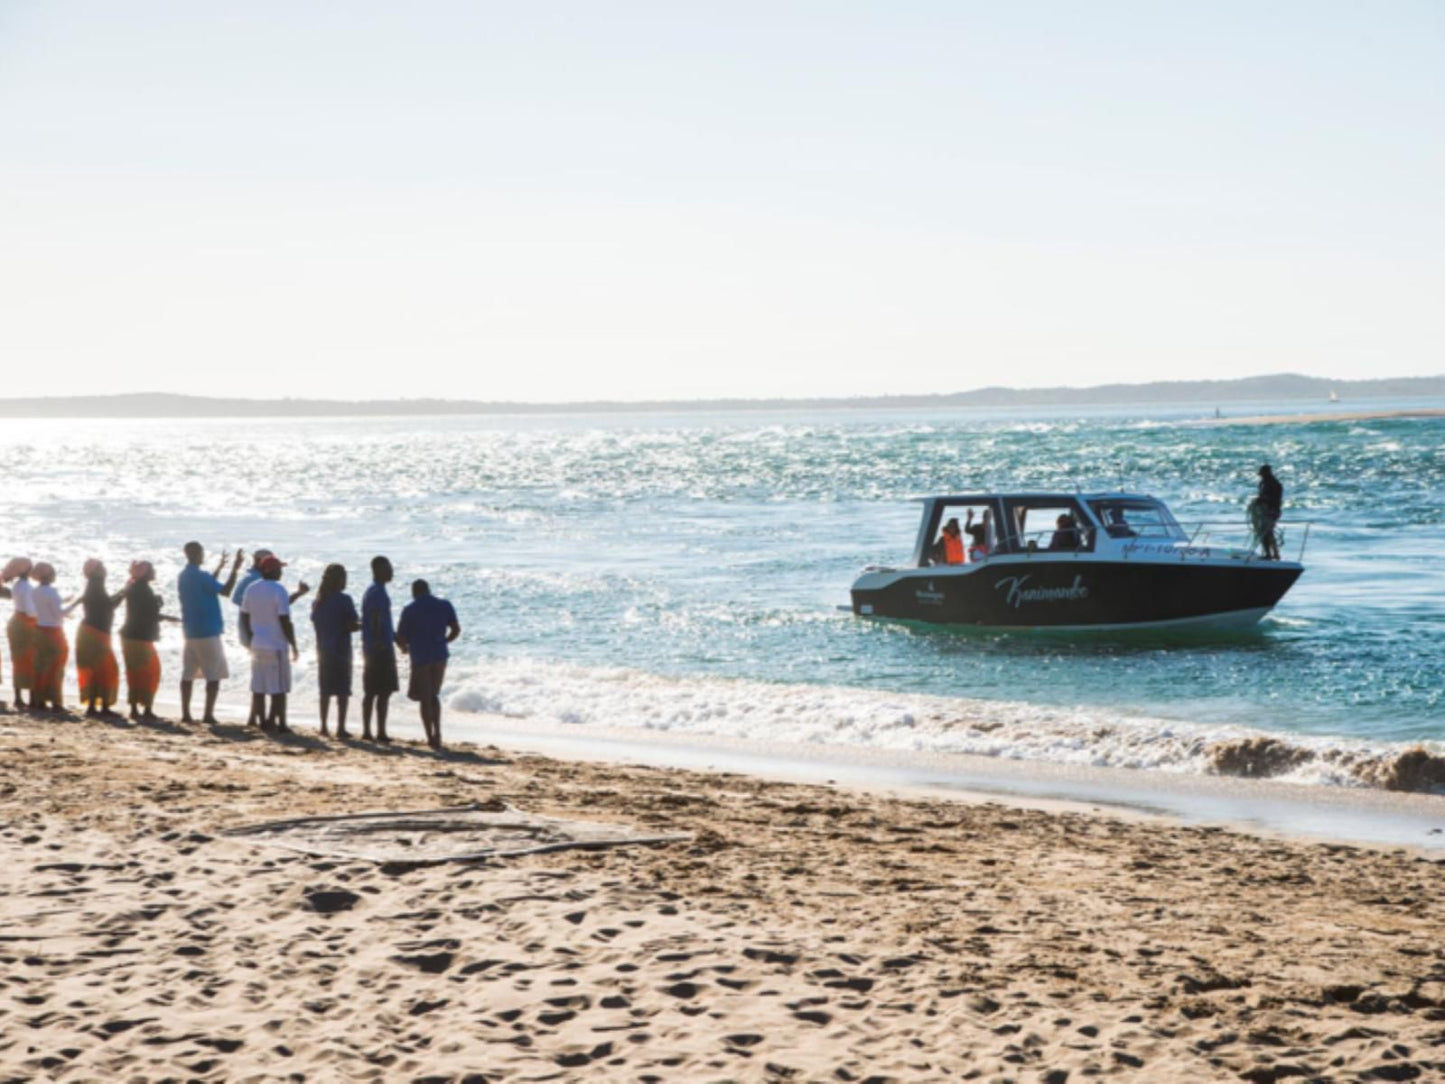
[2, 373, 1443, 418]
[1202, 408, 1445, 426]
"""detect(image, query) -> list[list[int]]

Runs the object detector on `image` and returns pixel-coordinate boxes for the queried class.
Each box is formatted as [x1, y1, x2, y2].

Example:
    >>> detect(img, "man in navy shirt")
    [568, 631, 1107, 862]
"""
[361, 555, 399, 743]
[178, 541, 243, 725]
[396, 578, 460, 750]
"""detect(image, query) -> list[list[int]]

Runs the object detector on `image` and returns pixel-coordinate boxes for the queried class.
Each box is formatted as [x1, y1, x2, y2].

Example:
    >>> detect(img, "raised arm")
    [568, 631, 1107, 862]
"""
[219, 549, 244, 596]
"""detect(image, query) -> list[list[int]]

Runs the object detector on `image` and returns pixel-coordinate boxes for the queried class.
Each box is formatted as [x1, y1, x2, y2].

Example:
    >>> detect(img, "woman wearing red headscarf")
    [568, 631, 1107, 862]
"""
[3, 556, 38, 710]
[119, 561, 178, 720]
[67, 559, 126, 717]
[30, 562, 68, 712]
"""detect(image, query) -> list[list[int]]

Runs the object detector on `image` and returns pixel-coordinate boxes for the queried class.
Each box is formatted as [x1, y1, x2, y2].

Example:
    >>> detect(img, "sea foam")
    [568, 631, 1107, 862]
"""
[447, 658, 1445, 794]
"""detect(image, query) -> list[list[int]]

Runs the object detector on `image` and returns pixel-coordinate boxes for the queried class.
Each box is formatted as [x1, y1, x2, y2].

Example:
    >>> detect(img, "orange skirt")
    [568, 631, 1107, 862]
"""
[76, 624, 120, 707]
[33, 625, 69, 704]
[7, 613, 36, 690]
[121, 637, 161, 704]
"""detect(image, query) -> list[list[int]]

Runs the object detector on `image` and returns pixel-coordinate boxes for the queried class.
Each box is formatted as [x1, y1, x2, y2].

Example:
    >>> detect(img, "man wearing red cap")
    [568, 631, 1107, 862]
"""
[239, 554, 299, 733]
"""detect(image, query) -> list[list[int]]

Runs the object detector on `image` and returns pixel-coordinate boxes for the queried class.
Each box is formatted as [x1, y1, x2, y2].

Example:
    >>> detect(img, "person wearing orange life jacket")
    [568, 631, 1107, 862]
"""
[930, 518, 965, 565]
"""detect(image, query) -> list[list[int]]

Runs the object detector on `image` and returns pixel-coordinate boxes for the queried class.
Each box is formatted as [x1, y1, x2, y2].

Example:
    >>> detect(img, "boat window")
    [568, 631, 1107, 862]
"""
[999, 498, 1093, 553]
[1087, 499, 1186, 541]
[928, 503, 997, 565]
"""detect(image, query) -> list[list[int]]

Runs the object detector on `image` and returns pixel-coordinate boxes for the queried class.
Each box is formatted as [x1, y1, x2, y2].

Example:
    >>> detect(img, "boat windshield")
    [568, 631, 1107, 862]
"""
[1088, 498, 1186, 541]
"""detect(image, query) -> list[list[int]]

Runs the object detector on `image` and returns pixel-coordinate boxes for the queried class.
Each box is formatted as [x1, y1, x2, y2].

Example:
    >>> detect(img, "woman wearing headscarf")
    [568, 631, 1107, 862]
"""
[66, 559, 126, 717]
[119, 561, 178, 721]
[3, 556, 38, 710]
[310, 563, 360, 737]
[30, 562, 68, 713]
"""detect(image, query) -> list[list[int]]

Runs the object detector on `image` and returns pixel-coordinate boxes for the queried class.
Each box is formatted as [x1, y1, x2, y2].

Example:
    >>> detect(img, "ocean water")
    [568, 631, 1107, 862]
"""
[4, 401, 1444, 789]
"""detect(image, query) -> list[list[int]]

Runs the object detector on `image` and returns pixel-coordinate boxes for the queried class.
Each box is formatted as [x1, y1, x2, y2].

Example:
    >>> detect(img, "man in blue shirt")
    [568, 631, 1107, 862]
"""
[178, 541, 244, 725]
[396, 578, 460, 750]
[360, 555, 399, 743]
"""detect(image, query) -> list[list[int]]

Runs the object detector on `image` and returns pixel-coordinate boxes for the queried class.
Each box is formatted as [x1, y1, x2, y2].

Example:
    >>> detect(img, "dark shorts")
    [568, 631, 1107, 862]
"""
[363, 648, 399, 696]
[407, 659, 447, 702]
[317, 649, 353, 698]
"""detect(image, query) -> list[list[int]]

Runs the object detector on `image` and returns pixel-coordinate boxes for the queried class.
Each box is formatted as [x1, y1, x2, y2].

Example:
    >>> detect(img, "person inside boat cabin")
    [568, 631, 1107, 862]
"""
[965, 509, 989, 561]
[930, 518, 965, 565]
[1103, 507, 1135, 538]
[1048, 513, 1082, 551]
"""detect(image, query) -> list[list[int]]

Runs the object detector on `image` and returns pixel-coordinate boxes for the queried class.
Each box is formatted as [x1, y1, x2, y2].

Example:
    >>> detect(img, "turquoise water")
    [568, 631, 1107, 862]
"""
[4, 402, 1443, 777]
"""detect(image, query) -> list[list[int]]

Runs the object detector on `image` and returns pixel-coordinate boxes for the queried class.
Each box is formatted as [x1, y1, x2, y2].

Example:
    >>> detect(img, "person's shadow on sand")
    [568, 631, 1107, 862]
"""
[205, 720, 331, 752]
[131, 714, 192, 736]
[333, 732, 508, 766]
[204, 720, 506, 764]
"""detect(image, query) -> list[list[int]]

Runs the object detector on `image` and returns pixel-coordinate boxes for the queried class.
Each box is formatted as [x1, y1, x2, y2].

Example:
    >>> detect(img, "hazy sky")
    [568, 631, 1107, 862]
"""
[2, 2, 1442, 402]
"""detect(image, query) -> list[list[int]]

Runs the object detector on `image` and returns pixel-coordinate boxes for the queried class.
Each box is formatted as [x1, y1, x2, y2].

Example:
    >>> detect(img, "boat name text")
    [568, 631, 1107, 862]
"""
[995, 574, 1089, 608]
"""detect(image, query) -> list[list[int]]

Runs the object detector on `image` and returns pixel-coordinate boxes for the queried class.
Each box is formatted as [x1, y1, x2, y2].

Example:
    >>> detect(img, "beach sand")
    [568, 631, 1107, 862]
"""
[3, 711, 1445, 1082]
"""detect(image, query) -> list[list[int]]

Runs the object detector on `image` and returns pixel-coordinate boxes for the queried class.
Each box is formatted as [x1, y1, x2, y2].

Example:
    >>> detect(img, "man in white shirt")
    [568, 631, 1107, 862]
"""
[239, 555, 299, 733]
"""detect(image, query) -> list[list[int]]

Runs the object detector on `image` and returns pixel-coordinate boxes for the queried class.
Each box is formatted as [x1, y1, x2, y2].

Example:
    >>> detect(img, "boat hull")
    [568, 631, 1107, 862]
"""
[850, 558, 1303, 630]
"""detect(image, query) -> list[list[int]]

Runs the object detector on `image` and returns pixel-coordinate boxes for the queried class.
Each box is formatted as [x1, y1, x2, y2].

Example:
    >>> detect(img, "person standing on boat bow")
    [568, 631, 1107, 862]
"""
[1252, 465, 1284, 561]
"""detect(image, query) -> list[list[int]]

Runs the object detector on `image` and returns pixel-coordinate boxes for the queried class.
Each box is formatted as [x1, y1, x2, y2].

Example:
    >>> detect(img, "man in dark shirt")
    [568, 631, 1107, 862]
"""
[1048, 513, 1082, 552]
[361, 556, 399, 743]
[1254, 464, 1284, 560]
[396, 579, 461, 751]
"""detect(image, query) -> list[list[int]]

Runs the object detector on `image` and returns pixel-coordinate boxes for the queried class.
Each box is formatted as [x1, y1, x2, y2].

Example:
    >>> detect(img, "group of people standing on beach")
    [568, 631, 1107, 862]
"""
[1, 546, 461, 750]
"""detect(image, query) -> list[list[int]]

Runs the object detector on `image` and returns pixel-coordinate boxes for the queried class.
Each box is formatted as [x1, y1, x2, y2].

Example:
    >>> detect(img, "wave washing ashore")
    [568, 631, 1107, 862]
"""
[2, 400, 1443, 796]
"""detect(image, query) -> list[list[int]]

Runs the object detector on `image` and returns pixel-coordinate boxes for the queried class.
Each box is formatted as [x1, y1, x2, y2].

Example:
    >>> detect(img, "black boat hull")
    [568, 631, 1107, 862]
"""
[851, 559, 1303, 630]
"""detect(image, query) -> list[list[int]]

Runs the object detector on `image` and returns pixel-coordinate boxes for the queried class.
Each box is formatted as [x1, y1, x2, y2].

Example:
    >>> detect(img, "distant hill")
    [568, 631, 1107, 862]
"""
[2, 374, 1443, 418]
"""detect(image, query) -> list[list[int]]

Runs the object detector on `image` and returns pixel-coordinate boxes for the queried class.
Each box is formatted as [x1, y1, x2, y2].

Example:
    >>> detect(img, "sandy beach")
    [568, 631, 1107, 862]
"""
[2, 711, 1444, 1082]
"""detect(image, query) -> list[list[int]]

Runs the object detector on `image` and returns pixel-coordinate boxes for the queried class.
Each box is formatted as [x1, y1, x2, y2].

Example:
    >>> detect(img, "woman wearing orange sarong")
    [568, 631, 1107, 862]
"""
[3, 556, 38, 710]
[30, 562, 69, 713]
[69, 559, 124, 716]
[119, 561, 176, 721]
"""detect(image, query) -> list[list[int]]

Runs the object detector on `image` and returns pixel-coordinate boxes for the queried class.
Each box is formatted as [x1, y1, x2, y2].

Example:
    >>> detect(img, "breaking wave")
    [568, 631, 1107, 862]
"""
[447, 659, 1445, 795]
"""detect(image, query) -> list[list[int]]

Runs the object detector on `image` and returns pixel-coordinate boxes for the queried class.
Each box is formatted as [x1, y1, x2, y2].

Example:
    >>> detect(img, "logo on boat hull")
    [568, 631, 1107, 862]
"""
[994, 574, 1089, 609]
[914, 579, 945, 606]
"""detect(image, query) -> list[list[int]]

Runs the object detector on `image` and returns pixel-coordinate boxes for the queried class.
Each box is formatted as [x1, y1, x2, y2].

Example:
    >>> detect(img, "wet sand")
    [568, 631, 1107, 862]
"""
[4, 709, 1445, 1082]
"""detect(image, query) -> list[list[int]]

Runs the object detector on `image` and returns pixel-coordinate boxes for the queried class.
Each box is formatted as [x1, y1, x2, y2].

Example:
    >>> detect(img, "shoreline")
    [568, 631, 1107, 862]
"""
[443, 713, 1445, 854]
[93, 690, 1445, 852]
[1199, 407, 1445, 426]
[4, 708, 1445, 1080]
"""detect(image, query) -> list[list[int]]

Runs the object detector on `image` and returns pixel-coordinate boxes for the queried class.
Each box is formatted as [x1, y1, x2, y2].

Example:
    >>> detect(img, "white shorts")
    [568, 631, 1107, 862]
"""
[250, 648, 293, 695]
[181, 636, 230, 682]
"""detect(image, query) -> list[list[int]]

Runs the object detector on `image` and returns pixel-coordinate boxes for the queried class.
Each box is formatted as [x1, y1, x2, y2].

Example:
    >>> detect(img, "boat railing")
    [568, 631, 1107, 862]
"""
[1006, 521, 1311, 562]
[1185, 520, 1310, 563]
